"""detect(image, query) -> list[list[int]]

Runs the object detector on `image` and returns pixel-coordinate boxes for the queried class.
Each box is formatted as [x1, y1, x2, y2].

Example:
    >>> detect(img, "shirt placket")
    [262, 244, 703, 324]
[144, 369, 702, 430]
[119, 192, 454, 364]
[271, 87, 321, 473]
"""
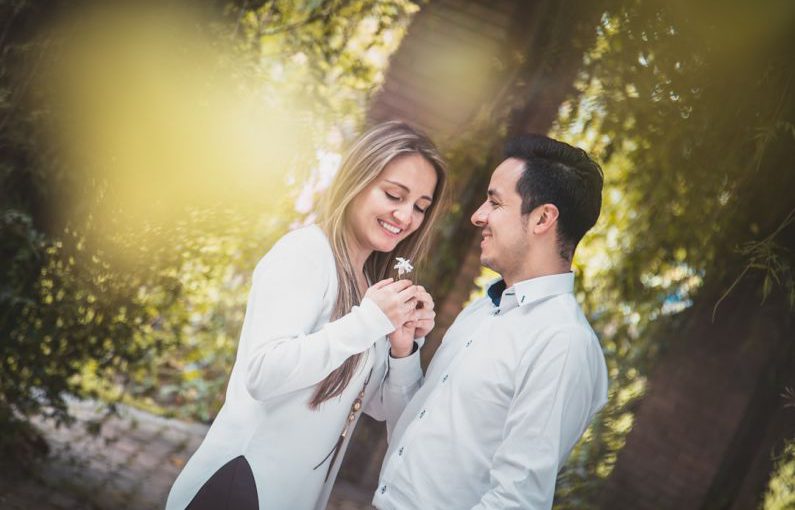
[376, 311, 497, 498]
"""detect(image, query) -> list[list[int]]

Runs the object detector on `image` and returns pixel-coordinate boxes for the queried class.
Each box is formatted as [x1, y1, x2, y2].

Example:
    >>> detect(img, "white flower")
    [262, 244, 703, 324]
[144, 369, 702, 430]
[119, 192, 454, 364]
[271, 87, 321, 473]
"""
[394, 257, 414, 278]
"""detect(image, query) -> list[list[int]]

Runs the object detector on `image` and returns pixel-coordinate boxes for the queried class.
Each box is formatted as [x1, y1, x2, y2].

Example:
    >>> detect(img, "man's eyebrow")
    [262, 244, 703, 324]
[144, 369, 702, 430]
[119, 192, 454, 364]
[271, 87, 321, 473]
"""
[487, 189, 502, 199]
[385, 179, 433, 202]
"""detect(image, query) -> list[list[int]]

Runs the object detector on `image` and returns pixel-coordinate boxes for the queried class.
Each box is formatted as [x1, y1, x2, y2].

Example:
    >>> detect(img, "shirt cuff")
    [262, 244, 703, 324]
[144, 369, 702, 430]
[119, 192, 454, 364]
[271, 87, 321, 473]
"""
[386, 343, 423, 388]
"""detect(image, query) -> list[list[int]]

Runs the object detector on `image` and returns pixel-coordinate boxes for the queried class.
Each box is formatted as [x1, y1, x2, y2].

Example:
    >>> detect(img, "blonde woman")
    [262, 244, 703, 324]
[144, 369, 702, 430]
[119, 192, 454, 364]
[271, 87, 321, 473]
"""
[166, 121, 447, 510]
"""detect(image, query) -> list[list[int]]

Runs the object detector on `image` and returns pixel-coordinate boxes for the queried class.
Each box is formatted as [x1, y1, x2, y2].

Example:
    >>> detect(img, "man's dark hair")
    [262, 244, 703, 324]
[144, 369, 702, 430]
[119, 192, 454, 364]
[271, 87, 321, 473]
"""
[504, 134, 603, 261]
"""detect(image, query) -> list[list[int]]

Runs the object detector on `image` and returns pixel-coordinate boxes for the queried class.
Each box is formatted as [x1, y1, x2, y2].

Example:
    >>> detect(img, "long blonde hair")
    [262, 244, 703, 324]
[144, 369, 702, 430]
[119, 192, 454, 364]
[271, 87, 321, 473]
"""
[310, 121, 447, 408]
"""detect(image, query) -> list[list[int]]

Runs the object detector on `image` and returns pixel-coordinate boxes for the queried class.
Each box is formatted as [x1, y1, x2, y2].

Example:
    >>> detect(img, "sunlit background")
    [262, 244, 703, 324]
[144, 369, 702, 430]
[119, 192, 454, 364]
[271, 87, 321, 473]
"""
[1, 1, 794, 509]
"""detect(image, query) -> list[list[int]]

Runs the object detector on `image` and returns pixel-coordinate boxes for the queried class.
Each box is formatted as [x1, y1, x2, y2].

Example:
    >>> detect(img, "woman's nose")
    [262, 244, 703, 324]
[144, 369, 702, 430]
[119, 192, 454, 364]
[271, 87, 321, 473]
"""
[393, 204, 412, 226]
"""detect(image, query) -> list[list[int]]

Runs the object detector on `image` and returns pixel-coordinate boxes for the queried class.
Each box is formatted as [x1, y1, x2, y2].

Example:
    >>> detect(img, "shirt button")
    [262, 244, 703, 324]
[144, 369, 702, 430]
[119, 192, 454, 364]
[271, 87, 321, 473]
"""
[442, 374, 448, 382]
[465, 340, 472, 347]
[380, 484, 387, 494]
[398, 447, 404, 456]
[419, 409, 426, 419]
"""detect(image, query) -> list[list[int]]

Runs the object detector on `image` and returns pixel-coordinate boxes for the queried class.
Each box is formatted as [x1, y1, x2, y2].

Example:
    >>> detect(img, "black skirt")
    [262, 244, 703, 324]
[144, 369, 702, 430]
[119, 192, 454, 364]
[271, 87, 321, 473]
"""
[186, 455, 259, 510]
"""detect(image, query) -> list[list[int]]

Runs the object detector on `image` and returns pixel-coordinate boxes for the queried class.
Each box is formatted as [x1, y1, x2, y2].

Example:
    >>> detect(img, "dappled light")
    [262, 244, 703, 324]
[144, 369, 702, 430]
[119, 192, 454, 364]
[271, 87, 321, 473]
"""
[1, 0, 793, 508]
[37, 4, 314, 263]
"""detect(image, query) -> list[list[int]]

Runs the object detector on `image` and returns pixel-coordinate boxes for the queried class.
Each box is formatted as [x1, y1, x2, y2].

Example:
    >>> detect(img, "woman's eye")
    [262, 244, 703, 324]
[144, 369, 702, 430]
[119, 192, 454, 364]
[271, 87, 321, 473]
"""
[385, 192, 400, 201]
[414, 205, 427, 214]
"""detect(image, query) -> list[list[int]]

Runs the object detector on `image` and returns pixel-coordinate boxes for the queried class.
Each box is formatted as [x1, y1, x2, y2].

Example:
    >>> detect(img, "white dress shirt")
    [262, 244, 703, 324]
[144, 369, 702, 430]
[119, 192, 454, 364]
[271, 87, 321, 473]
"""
[166, 225, 423, 510]
[373, 272, 608, 510]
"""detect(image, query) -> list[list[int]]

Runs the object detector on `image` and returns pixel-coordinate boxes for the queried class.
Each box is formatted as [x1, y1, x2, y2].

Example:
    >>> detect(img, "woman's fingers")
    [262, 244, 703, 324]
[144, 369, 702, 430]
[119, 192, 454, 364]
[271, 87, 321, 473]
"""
[415, 286, 433, 303]
[399, 300, 418, 321]
[414, 318, 435, 337]
[414, 309, 435, 321]
[396, 284, 420, 303]
[369, 280, 434, 328]
[395, 309, 425, 326]
[414, 291, 433, 311]
[415, 319, 434, 329]
[371, 278, 394, 290]
[386, 279, 414, 293]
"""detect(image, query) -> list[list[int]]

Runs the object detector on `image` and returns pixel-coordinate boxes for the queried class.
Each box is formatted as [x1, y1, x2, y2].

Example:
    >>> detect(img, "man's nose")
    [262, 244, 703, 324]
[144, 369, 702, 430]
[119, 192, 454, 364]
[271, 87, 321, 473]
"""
[471, 203, 487, 227]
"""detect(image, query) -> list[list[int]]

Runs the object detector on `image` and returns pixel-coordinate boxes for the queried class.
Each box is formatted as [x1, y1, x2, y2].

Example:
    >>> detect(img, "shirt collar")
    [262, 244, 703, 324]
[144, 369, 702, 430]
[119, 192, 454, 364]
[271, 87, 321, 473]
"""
[487, 272, 575, 309]
[486, 279, 507, 306]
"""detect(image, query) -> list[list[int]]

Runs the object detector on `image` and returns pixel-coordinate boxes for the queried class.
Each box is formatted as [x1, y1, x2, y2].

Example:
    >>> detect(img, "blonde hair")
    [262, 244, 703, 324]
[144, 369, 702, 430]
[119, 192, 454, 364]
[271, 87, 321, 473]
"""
[310, 121, 447, 408]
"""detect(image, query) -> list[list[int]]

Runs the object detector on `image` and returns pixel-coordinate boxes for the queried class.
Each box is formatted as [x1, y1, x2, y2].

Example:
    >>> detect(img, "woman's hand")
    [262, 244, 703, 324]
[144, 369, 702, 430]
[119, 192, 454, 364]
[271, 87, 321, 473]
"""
[387, 286, 435, 357]
[412, 285, 435, 339]
[364, 278, 420, 358]
[364, 278, 419, 331]
[388, 321, 417, 358]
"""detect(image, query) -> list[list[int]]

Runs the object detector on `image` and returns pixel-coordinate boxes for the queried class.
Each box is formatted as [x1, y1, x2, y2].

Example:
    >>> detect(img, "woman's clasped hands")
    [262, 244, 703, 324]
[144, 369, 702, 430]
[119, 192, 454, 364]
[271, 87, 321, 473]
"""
[364, 278, 436, 357]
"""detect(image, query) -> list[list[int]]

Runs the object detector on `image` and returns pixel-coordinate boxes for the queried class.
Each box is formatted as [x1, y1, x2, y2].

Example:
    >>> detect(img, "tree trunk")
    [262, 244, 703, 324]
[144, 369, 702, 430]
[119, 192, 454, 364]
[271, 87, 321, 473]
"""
[343, 0, 607, 490]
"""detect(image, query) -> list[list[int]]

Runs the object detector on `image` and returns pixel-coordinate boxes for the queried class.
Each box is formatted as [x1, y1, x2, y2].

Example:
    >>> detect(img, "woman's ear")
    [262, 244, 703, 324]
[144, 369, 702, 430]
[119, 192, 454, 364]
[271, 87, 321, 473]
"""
[533, 204, 559, 235]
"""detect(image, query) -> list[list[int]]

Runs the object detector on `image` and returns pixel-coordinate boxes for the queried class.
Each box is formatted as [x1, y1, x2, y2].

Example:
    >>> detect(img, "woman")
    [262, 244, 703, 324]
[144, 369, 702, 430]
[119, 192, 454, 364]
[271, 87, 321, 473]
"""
[166, 121, 447, 510]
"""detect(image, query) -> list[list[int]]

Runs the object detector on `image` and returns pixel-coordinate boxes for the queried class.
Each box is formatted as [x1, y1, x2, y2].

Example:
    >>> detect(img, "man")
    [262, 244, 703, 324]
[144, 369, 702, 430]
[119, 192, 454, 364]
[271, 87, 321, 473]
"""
[372, 134, 609, 509]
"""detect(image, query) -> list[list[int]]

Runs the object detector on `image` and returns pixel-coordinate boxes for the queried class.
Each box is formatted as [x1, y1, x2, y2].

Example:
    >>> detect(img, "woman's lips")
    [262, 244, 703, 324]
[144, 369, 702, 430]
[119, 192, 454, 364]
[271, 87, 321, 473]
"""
[378, 219, 403, 237]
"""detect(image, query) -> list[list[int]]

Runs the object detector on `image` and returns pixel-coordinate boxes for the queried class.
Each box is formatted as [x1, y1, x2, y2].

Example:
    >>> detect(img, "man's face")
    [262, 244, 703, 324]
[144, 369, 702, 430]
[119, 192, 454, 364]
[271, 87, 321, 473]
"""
[470, 158, 530, 276]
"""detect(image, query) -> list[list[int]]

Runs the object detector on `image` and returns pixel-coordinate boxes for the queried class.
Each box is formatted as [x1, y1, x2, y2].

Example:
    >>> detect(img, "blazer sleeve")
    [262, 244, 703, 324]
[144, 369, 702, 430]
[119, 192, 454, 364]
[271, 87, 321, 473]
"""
[242, 228, 396, 402]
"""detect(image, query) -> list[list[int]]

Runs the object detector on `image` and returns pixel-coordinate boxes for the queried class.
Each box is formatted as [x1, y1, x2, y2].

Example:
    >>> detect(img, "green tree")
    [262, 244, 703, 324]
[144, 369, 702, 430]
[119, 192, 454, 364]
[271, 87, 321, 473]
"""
[0, 0, 417, 461]
[547, 0, 795, 505]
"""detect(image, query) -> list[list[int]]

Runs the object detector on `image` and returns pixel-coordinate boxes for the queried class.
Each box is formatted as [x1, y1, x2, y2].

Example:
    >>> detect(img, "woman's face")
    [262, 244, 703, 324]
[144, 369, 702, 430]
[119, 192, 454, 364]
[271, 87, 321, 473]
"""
[347, 153, 438, 256]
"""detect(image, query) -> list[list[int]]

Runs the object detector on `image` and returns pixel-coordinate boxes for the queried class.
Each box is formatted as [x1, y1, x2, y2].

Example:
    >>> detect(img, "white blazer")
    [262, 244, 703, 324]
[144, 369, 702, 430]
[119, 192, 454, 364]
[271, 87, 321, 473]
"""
[166, 225, 423, 510]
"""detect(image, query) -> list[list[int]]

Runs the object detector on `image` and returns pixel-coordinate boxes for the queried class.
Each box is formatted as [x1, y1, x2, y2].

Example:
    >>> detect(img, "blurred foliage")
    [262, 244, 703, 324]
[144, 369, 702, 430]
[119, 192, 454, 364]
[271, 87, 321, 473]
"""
[0, 0, 417, 459]
[547, 0, 795, 506]
[763, 438, 795, 510]
[2, 0, 793, 507]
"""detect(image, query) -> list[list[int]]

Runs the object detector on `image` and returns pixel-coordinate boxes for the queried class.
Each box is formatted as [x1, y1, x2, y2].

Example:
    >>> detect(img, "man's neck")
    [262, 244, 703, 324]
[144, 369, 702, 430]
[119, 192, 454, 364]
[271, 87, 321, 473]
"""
[503, 259, 571, 289]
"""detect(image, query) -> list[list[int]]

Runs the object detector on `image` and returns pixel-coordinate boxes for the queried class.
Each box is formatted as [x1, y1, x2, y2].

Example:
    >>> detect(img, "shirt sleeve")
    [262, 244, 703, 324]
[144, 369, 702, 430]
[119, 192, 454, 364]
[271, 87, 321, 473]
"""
[364, 337, 425, 440]
[242, 229, 396, 402]
[471, 326, 601, 510]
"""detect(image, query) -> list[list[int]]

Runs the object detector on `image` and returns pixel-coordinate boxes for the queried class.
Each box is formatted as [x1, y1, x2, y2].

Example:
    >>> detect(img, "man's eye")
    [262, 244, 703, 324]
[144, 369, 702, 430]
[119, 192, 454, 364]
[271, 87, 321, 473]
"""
[489, 200, 499, 207]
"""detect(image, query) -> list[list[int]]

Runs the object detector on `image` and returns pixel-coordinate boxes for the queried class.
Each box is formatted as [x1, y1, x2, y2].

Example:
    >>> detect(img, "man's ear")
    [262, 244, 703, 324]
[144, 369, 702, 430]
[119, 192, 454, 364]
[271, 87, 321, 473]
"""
[533, 204, 559, 235]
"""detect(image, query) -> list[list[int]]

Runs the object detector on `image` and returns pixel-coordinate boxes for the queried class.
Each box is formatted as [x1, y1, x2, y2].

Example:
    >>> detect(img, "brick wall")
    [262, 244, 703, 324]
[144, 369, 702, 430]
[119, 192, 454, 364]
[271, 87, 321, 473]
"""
[599, 281, 795, 509]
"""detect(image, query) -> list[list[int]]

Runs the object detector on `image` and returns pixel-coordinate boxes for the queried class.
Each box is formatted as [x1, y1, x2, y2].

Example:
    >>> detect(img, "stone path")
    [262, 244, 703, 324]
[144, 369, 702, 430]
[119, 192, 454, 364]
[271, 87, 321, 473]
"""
[0, 399, 373, 509]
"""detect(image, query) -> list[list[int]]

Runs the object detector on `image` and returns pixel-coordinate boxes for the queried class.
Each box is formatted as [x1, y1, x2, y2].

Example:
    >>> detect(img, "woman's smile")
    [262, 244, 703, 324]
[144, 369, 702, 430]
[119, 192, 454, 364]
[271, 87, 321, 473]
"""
[378, 219, 404, 236]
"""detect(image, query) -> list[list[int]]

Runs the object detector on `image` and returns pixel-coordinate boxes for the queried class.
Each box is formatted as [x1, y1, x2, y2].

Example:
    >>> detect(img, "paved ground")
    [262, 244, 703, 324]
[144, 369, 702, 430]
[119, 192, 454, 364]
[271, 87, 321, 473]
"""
[0, 400, 373, 509]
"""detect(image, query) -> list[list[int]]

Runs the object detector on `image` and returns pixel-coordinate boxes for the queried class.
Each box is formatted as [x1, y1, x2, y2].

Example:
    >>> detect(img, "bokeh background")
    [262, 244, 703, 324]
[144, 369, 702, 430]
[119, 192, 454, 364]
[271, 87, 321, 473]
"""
[1, 1, 794, 509]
